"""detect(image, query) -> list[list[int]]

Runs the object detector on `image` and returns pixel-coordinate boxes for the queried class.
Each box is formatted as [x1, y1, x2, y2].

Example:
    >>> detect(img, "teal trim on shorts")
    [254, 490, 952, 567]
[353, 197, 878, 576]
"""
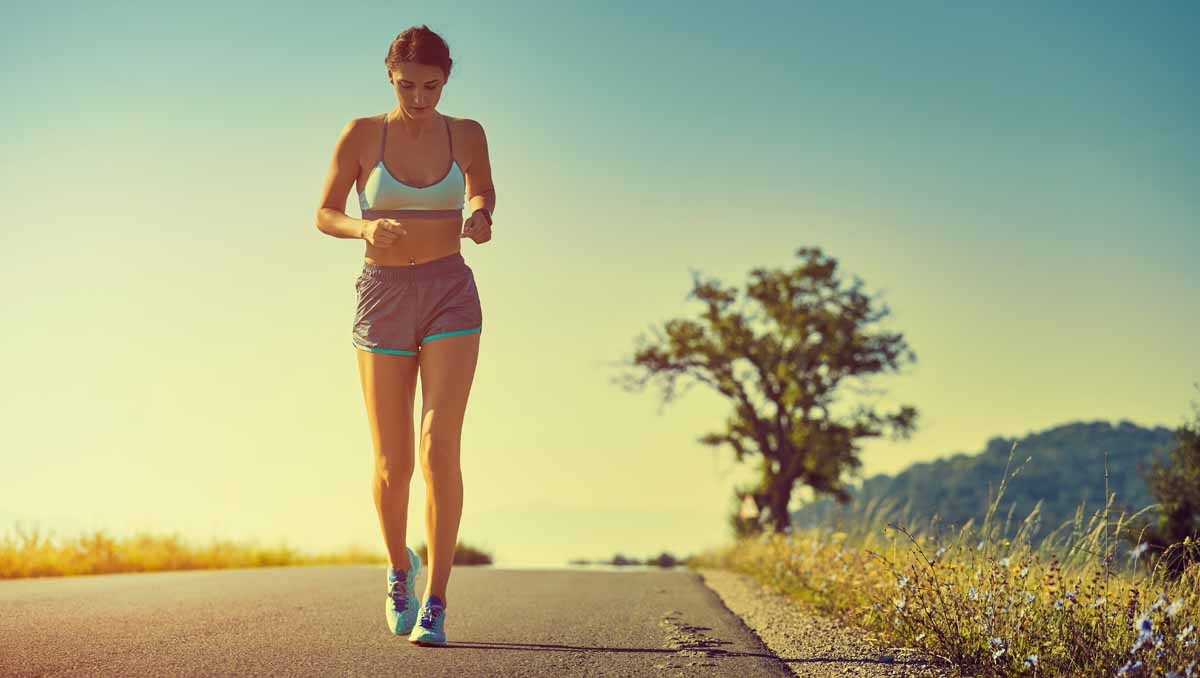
[421, 327, 482, 343]
[353, 341, 418, 356]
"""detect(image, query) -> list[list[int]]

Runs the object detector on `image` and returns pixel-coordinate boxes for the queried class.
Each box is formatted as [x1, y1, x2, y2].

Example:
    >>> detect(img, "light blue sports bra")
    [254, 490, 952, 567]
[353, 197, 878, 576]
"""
[358, 112, 465, 220]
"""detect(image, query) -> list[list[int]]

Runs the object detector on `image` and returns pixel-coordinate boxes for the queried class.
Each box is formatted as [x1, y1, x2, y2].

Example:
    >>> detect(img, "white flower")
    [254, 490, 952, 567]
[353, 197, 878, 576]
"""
[999, 557, 1010, 568]
[1128, 542, 1149, 562]
[1023, 654, 1038, 670]
[1166, 598, 1184, 617]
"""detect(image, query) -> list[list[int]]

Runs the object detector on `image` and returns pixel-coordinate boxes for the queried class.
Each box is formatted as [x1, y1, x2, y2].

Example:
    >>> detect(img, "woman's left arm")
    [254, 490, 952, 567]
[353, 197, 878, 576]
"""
[462, 119, 495, 242]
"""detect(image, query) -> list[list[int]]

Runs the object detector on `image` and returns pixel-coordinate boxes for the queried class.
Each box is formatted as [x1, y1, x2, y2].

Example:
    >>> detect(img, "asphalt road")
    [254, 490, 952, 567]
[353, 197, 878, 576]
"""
[1, 564, 794, 677]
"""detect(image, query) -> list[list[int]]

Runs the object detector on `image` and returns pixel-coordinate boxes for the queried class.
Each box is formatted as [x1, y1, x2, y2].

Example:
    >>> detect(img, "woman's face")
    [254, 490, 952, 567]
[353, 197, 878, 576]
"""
[389, 62, 446, 116]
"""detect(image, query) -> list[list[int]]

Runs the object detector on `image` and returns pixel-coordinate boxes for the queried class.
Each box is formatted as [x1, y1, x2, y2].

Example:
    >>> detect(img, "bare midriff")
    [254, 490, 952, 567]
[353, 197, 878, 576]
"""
[362, 214, 463, 266]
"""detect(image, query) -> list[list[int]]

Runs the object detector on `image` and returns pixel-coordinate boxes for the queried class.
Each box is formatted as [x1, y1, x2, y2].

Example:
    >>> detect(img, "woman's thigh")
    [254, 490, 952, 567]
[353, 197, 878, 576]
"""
[418, 331, 480, 449]
[356, 348, 420, 470]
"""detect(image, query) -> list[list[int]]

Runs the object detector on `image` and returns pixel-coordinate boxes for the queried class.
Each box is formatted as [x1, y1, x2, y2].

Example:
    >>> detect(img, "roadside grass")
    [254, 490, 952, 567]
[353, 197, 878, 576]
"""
[688, 443, 1199, 677]
[0, 529, 493, 580]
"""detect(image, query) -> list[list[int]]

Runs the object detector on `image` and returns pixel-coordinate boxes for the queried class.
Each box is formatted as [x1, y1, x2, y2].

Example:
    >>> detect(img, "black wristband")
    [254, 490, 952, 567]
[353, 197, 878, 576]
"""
[473, 207, 492, 227]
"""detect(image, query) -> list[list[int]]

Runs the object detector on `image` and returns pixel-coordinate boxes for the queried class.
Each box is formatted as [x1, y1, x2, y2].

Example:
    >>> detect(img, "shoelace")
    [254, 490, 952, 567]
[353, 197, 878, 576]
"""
[389, 578, 411, 612]
[419, 601, 443, 628]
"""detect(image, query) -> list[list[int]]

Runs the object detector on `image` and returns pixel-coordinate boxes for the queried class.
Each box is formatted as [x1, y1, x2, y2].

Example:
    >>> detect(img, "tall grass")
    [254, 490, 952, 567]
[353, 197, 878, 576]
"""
[0, 526, 493, 579]
[689, 442, 1199, 677]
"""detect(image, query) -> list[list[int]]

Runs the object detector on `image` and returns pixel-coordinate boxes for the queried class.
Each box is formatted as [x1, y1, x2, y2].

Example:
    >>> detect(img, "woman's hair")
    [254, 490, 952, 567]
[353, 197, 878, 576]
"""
[385, 25, 453, 82]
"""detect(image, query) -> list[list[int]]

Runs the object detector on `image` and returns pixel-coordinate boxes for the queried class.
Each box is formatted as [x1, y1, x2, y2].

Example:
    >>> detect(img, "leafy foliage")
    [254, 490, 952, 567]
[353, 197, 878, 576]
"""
[613, 247, 918, 535]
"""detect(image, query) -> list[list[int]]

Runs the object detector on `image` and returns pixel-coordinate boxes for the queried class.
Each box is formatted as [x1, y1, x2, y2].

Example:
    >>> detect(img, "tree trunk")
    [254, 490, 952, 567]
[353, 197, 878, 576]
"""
[768, 482, 792, 533]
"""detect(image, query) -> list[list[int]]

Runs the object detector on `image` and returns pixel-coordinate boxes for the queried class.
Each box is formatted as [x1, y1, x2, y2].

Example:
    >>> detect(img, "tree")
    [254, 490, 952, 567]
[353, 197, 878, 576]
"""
[1131, 384, 1200, 578]
[612, 247, 919, 535]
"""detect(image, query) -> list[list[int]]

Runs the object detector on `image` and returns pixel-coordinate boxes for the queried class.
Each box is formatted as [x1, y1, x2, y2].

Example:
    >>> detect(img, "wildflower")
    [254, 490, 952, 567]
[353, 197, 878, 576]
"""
[1025, 592, 1036, 604]
[1179, 624, 1195, 642]
[977, 539, 985, 551]
[893, 594, 907, 611]
[1018, 566, 1029, 578]
[1135, 612, 1153, 634]
[935, 546, 946, 558]
[1150, 592, 1168, 611]
[897, 575, 909, 589]
[1023, 654, 1038, 670]
[1117, 659, 1143, 675]
[1065, 589, 1078, 601]
[914, 632, 926, 642]
[1090, 596, 1106, 608]
[999, 557, 1010, 568]
[968, 587, 979, 601]
[1128, 542, 1149, 562]
[1054, 598, 1064, 610]
[1166, 598, 1184, 617]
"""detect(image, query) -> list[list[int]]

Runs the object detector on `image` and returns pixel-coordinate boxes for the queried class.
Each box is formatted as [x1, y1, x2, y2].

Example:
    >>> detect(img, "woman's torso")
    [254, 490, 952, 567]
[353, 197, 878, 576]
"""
[356, 111, 466, 266]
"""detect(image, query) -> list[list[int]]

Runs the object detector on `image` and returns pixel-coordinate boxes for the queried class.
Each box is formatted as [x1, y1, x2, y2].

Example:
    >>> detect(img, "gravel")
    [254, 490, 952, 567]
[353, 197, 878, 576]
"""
[695, 568, 960, 678]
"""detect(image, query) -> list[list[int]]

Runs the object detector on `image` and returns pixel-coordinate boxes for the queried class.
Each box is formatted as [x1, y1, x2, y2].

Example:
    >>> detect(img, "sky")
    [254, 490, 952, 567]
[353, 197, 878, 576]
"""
[1, 1, 1197, 569]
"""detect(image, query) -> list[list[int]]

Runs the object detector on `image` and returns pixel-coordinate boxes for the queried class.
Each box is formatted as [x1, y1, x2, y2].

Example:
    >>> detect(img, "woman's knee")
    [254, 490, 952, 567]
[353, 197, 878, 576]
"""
[374, 447, 416, 483]
[418, 433, 462, 477]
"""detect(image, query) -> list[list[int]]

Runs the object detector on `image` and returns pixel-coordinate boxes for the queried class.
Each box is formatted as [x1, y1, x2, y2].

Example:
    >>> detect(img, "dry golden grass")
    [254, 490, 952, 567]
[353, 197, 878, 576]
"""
[0, 526, 493, 580]
[688, 443, 1199, 677]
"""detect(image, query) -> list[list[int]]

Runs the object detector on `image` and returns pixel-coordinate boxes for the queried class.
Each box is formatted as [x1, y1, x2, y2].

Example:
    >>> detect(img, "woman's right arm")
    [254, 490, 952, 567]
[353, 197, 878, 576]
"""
[315, 118, 369, 239]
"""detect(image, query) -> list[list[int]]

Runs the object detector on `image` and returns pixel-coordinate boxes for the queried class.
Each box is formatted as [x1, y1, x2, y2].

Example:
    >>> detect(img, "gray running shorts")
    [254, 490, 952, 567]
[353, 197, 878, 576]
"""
[352, 251, 482, 356]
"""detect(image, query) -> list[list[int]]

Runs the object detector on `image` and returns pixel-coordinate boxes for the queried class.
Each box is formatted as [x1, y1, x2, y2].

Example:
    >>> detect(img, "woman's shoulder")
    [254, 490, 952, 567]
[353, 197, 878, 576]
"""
[337, 114, 385, 149]
[444, 114, 483, 132]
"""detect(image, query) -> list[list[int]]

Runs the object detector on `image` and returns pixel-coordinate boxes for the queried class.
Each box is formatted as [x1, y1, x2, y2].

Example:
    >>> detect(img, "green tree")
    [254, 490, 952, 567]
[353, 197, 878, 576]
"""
[612, 247, 919, 535]
[1131, 385, 1200, 577]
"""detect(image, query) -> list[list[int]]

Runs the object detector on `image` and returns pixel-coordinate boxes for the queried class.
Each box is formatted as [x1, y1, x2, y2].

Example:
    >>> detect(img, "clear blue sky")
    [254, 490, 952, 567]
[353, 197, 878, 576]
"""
[2, 1, 1197, 567]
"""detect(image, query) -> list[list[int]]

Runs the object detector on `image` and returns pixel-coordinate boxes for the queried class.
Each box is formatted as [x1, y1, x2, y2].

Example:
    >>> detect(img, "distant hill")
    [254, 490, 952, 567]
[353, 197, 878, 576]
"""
[790, 420, 1177, 544]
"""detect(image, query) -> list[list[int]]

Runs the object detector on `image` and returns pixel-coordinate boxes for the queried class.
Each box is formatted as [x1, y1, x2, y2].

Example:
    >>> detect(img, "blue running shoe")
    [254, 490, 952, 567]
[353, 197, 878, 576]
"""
[385, 546, 421, 635]
[408, 594, 447, 646]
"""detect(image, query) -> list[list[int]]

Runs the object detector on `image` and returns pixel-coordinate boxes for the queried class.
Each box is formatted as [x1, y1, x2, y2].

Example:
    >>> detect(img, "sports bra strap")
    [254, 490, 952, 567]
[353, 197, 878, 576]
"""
[379, 113, 389, 161]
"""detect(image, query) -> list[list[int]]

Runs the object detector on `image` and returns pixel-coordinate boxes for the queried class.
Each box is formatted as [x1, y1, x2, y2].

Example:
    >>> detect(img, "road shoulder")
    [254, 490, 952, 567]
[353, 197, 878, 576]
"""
[694, 567, 957, 678]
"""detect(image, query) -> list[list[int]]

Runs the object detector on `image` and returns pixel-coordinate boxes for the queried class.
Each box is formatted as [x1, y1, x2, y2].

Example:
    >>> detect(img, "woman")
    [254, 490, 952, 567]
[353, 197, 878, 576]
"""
[315, 24, 494, 647]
